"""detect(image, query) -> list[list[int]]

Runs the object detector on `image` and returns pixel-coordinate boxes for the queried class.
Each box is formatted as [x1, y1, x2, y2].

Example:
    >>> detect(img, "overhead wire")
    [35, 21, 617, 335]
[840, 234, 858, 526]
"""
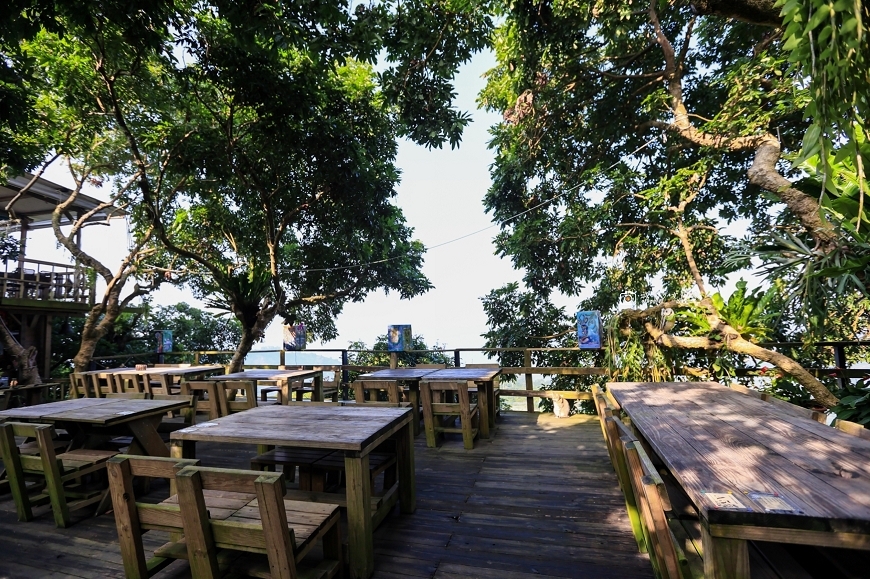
[287, 136, 659, 274]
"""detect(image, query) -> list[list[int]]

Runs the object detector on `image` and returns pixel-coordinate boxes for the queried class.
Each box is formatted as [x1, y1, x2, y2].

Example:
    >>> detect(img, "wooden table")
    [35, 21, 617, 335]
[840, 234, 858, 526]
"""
[608, 381, 870, 579]
[357, 368, 439, 436]
[420, 368, 501, 439]
[207, 369, 324, 402]
[0, 398, 190, 457]
[170, 404, 415, 579]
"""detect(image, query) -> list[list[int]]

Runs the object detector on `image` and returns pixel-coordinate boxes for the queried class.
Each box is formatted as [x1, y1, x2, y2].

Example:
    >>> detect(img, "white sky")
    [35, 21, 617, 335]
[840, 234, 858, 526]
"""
[24, 51, 552, 355]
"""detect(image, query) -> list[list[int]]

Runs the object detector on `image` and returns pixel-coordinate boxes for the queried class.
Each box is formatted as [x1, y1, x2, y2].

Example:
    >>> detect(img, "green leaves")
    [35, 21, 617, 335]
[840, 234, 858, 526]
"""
[710, 280, 778, 342]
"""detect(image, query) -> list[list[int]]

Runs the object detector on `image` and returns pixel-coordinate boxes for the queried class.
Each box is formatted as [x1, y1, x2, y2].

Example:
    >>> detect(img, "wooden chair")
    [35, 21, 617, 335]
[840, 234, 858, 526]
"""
[88, 372, 114, 397]
[0, 422, 117, 528]
[182, 381, 225, 421]
[107, 454, 201, 578]
[420, 380, 479, 449]
[175, 464, 343, 579]
[294, 369, 341, 402]
[622, 437, 698, 579]
[70, 373, 95, 398]
[599, 410, 647, 553]
[352, 380, 402, 404]
[214, 380, 257, 414]
[153, 394, 197, 436]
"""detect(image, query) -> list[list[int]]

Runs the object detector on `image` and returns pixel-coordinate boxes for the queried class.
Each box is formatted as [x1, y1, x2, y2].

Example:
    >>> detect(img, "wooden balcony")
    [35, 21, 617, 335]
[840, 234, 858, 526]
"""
[0, 411, 653, 579]
[0, 256, 94, 310]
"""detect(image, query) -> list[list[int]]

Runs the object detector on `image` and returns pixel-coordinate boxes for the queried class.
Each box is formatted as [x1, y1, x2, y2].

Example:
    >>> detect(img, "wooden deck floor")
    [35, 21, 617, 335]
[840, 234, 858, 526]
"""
[0, 411, 653, 579]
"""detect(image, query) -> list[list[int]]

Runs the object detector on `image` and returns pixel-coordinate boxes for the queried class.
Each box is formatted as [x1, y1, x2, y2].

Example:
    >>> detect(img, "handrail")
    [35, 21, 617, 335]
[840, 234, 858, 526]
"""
[84, 341, 870, 412]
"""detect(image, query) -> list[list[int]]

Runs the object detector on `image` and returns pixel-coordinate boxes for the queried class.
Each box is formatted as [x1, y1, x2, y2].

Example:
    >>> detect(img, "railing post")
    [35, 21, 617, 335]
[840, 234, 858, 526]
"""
[454, 350, 461, 368]
[341, 350, 349, 385]
[194, 351, 200, 364]
[524, 349, 534, 412]
[279, 349, 286, 367]
[389, 352, 398, 369]
[834, 344, 848, 391]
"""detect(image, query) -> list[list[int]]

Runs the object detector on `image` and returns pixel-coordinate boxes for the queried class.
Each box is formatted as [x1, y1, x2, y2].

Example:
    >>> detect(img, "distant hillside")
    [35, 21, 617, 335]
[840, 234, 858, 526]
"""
[246, 349, 343, 367]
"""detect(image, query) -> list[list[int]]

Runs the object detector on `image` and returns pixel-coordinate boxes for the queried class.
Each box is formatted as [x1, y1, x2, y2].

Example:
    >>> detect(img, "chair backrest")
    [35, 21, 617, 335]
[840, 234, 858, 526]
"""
[0, 422, 64, 523]
[622, 440, 684, 579]
[834, 418, 870, 440]
[215, 380, 257, 414]
[354, 380, 401, 403]
[107, 455, 201, 578]
[174, 465, 297, 578]
[88, 372, 113, 397]
[144, 371, 173, 396]
[70, 373, 94, 398]
[182, 381, 224, 420]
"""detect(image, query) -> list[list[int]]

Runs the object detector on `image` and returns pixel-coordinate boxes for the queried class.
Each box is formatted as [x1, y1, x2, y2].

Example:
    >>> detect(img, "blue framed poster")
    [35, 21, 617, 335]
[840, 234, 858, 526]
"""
[387, 325, 412, 352]
[576, 311, 602, 349]
[283, 323, 307, 351]
[155, 330, 173, 353]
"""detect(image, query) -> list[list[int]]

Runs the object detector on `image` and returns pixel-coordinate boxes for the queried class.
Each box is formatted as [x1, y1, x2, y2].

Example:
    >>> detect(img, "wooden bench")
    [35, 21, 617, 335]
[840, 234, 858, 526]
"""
[606, 381, 870, 579]
[107, 455, 342, 579]
[0, 422, 117, 528]
[175, 464, 342, 579]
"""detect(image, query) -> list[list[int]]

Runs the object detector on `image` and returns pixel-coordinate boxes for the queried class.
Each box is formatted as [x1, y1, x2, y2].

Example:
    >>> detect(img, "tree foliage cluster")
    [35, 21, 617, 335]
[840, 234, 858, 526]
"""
[479, 0, 869, 409]
[1, 0, 493, 375]
[50, 303, 242, 375]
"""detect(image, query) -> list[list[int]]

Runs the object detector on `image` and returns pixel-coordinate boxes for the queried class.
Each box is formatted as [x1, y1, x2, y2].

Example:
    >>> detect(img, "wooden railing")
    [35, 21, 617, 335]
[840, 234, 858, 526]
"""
[1, 257, 93, 304]
[84, 341, 869, 411]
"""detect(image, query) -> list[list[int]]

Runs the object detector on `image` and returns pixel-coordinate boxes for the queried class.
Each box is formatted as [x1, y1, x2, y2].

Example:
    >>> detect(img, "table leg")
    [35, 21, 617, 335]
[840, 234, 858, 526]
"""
[396, 422, 416, 514]
[279, 379, 290, 405]
[487, 381, 497, 430]
[170, 439, 195, 460]
[344, 452, 373, 579]
[313, 374, 324, 402]
[476, 381, 490, 439]
[127, 415, 169, 457]
[701, 524, 750, 579]
[408, 385, 421, 437]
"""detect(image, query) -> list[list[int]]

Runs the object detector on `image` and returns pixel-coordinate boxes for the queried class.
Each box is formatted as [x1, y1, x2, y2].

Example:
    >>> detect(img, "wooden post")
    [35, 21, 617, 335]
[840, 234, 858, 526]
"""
[454, 349, 461, 368]
[524, 349, 534, 412]
[834, 344, 848, 391]
[344, 452, 373, 579]
[389, 352, 398, 369]
[341, 349, 350, 386]
[279, 348, 286, 367]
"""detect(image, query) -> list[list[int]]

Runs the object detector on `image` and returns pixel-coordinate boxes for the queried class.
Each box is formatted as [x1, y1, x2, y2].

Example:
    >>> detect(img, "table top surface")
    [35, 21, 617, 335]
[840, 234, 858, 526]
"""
[607, 381, 870, 534]
[358, 368, 440, 380]
[171, 404, 412, 452]
[0, 397, 190, 425]
[420, 368, 501, 381]
[208, 369, 321, 381]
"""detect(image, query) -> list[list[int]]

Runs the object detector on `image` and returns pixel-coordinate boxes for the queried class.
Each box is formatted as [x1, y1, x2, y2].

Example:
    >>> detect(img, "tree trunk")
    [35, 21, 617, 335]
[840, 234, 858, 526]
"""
[229, 327, 258, 373]
[0, 317, 42, 385]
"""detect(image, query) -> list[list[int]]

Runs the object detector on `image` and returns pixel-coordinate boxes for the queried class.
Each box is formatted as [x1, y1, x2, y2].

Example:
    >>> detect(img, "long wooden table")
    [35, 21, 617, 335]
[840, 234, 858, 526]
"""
[356, 368, 439, 435]
[170, 404, 415, 579]
[420, 367, 501, 438]
[0, 398, 190, 457]
[207, 368, 324, 402]
[608, 381, 870, 579]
